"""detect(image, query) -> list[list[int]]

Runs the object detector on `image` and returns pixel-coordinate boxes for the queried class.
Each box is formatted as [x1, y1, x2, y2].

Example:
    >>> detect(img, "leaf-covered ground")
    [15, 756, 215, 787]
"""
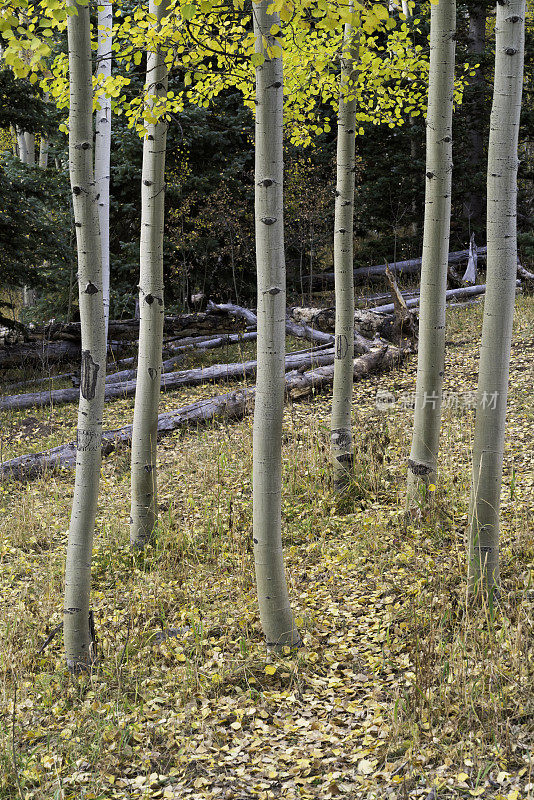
[0, 298, 532, 800]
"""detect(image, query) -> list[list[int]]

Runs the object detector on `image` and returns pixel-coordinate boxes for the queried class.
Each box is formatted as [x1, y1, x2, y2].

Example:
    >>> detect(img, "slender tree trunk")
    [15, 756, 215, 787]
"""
[407, 0, 456, 506]
[331, 16, 357, 492]
[16, 127, 28, 163]
[63, 0, 106, 671]
[252, 1, 300, 649]
[95, 0, 113, 338]
[39, 94, 50, 168]
[10, 124, 18, 157]
[130, 0, 169, 547]
[467, 0, 525, 594]
[39, 137, 49, 168]
[24, 132, 35, 165]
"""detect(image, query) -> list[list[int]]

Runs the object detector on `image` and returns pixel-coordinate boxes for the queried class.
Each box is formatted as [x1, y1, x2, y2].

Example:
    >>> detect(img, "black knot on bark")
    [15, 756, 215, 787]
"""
[507, 15, 521, 21]
[84, 282, 98, 295]
[269, 81, 282, 89]
[145, 294, 154, 304]
[407, 458, 433, 476]
[72, 186, 82, 195]
[505, 47, 517, 55]
[259, 178, 273, 187]
[156, 82, 164, 90]
[147, 134, 154, 141]
[426, 171, 434, 179]
[442, 136, 451, 142]
[143, 179, 153, 186]
[81, 141, 90, 150]
[75, 222, 82, 228]
[148, 367, 158, 379]
[261, 217, 277, 225]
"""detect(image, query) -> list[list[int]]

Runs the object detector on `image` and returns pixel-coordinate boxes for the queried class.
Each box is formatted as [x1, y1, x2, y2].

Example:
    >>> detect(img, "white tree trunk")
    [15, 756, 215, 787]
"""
[467, 0, 525, 594]
[10, 124, 18, 157]
[63, 0, 106, 670]
[24, 132, 35, 165]
[39, 94, 50, 168]
[252, 1, 300, 650]
[407, 0, 456, 506]
[16, 127, 28, 163]
[331, 17, 357, 492]
[130, 0, 169, 547]
[39, 137, 49, 168]
[95, 0, 113, 338]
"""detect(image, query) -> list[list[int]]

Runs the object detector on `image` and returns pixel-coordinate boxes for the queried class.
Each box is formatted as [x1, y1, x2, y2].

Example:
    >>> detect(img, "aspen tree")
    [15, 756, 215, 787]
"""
[63, 0, 107, 670]
[251, 0, 300, 649]
[467, 0, 525, 594]
[130, 0, 169, 547]
[95, 0, 113, 336]
[331, 11, 358, 492]
[407, 0, 456, 506]
[24, 132, 35, 164]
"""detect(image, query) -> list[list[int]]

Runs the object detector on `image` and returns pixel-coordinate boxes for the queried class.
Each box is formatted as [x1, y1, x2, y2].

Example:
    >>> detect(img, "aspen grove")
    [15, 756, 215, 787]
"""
[0, 0, 532, 796]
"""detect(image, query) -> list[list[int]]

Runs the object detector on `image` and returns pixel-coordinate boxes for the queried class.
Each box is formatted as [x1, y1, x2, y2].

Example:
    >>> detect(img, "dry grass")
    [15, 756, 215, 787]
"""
[0, 298, 532, 799]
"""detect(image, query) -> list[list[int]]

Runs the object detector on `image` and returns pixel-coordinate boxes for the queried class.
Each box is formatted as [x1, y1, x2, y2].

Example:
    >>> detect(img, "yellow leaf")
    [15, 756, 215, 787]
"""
[457, 773, 470, 783]
[264, 664, 277, 675]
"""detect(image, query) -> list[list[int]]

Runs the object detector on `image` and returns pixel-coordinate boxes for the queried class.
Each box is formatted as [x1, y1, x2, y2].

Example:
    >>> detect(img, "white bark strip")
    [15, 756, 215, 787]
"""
[95, 0, 113, 337]
[63, 0, 106, 671]
[331, 16, 358, 491]
[407, 0, 456, 504]
[252, 1, 300, 649]
[467, 0, 525, 594]
[130, 0, 169, 548]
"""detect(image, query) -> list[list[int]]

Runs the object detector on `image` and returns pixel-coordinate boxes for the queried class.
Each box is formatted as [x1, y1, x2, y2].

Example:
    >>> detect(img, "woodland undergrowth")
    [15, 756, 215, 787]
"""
[0, 299, 532, 800]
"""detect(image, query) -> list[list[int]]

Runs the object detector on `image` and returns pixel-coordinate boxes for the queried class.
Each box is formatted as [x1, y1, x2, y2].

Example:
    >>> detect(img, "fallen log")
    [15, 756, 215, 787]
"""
[1, 371, 79, 394]
[518, 264, 534, 283]
[43, 310, 245, 343]
[0, 339, 125, 370]
[0, 331, 260, 396]
[369, 281, 521, 314]
[1, 344, 405, 482]
[208, 300, 337, 346]
[289, 307, 392, 341]
[304, 247, 489, 289]
[106, 331, 260, 385]
[0, 344, 348, 413]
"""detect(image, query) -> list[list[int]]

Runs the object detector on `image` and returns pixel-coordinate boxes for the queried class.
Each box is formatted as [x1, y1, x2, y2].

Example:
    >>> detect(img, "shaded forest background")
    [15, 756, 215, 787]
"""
[1, 1, 533, 319]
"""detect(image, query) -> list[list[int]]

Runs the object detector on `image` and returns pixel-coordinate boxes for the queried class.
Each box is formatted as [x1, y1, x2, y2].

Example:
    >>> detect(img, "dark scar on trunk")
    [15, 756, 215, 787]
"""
[81, 350, 99, 400]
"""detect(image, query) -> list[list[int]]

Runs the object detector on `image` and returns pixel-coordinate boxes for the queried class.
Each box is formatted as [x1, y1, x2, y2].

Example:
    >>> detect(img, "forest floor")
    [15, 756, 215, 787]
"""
[0, 297, 532, 800]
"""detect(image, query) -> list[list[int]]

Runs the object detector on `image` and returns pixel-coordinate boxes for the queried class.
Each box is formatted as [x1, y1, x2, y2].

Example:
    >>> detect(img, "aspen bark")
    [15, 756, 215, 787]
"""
[130, 0, 169, 547]
[407, 0, 456, 506]
[331, 16, 358, 491]
[24, 132, 35, 165]
[10, 124, 18, 157]
[39, 137, 49, 168]
[95, 0, 113, 336]
[16, 127, 28, 163]
[467, 0, 525, 594]
[252, 0, 300, 649]
[63, 0, 106, 670]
